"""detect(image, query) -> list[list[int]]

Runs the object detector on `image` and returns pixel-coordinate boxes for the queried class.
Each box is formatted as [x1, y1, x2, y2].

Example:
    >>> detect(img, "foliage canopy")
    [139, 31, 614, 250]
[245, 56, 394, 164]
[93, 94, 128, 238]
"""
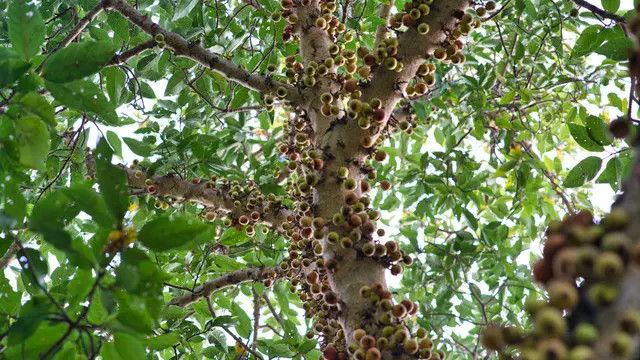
[0, 0, 639, 359]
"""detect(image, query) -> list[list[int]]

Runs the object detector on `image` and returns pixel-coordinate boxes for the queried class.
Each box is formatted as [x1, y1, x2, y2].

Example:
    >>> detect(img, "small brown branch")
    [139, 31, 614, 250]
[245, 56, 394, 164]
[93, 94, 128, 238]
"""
[572, 0, 626, 23]
[251, 286, 260, 354]
[169, 266, 280, 307]
[0, 239, 21, 270]
[56, 3, 105, 49]
[105, 0, 301, 104]
[108, 39, 157, 65]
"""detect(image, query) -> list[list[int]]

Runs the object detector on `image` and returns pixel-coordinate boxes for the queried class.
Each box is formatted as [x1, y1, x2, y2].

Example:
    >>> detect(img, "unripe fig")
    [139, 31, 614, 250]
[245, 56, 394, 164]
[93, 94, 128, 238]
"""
[534, 307, 566, 338]
[403, 339, 418, 354]
[417, 23, 430, 35]
[547, 280, 578, 310]
[611, 331, 632, 357]
[574, 322, 598, 344]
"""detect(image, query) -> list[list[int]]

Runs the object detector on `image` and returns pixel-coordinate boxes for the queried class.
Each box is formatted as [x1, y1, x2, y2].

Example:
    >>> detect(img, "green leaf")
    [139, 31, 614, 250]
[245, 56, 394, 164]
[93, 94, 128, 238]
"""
[18, 248, 49, 289]
[87, 288, 109, 324]
[564, 156, 602, 188]
[19, 92, 55, 126]
[173, 0, 200, 20]
[107, 12, 130, 43]
[2, 180, 27, 228]
[138, 214, 210, 252]
[596, 36, 633, 61]
[100, 342, 124, 360]
[584, 115, 613, 146]
[30, 191, 79, 232]
[42, 41, 115, 83]
[213, 255, 245, 270]
[0, 274, 21, 315]
[104, 67, 126, 106]
[231, 303, 252, 338]
[67, 269, 93, 304]
[62, 185, 116, 227]
[123, 137, 154, 157]
[571, 25, 604, 59]
[8, 0, 45, 59]
[116, 294, 156, 333]
[568, 123, 604, 152]
[46, 80, 119, 125]
[4, 323, 67, 359]
[0, 58, 31, 88]
[114, 333, 146, 360]
[596, 156, 623, 190]
[95, 138, 130, 222]
[107, 130, 123, 158]
[7, 296, 50, 344]
[13, 115, 50, 170]
[219, 228, 248, 246]
[146, 333, 180, 350]
[602, 0, 620, 12]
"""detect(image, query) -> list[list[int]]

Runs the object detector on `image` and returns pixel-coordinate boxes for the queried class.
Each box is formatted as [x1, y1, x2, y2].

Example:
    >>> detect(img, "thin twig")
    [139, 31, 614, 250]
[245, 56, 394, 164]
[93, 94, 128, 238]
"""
[108, 39, 157, 65]
[262, 293, 285, 329]
[205, 297, 264, 360]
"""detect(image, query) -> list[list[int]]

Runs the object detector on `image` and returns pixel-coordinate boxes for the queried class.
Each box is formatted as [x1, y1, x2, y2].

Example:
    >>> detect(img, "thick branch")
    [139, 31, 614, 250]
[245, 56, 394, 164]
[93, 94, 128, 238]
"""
[169, 266, 279, 307]
[322, 1, 470, 161]
[105, 0, 301, 104]
[308, 3, 471, 351]
[572, 0, 626, 23]
[123, 167, 290, 229]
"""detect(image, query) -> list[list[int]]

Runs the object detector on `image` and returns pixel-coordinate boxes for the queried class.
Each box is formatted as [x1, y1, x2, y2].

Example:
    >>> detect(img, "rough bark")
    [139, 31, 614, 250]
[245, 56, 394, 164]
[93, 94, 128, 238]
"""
[169, 266, 280, 306]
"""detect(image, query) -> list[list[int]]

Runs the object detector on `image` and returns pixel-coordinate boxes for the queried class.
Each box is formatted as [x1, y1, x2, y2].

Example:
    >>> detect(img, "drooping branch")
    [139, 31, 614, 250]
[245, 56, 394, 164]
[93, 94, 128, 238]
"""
[104, 0, 302, 104]
[252, 286, 260, 353]
[168, 266, 281, 307]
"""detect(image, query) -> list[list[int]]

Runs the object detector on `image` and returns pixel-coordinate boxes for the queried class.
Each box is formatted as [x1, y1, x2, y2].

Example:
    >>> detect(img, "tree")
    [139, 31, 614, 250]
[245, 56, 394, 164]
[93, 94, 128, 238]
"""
[0, 0, 639, 358]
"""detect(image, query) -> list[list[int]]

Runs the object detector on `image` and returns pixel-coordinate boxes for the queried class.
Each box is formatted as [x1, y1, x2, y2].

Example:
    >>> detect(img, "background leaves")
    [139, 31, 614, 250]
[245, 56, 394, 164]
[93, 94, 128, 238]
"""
[0, 0, 635, 359]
